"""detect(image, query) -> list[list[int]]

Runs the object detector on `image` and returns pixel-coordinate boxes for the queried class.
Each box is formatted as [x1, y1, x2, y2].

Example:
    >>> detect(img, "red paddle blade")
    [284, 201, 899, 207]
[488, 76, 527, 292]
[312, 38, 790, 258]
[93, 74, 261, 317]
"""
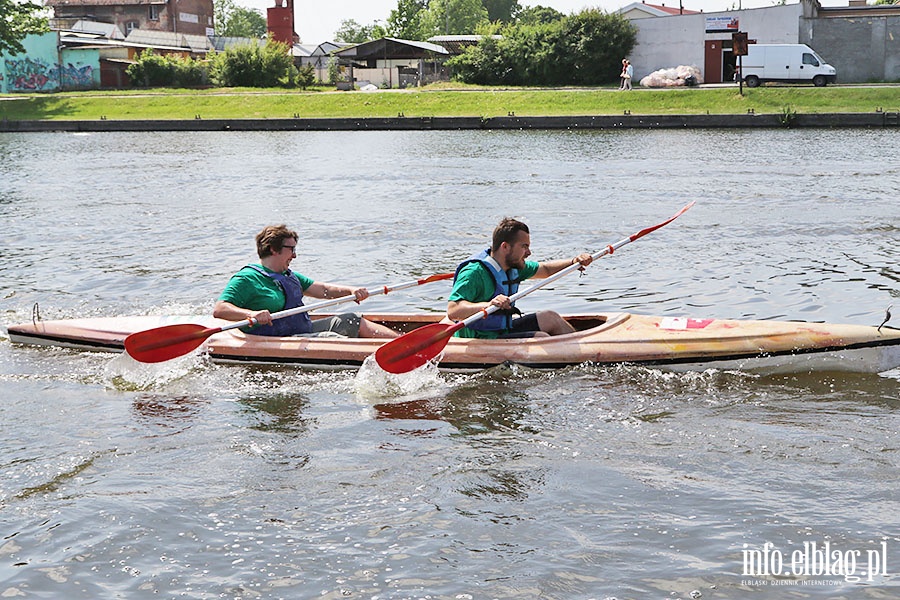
[630, 201, 695, 242]
[419, 273, 454, 284]
[375, 322, 460, 374]
[125, 323, 219, 363]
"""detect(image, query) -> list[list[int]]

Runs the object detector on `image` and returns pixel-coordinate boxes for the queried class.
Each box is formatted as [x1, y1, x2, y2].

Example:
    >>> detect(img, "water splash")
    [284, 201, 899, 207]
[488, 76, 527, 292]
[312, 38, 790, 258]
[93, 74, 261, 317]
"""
[352, 354, 447, 401]
[103, 351, 206, 391]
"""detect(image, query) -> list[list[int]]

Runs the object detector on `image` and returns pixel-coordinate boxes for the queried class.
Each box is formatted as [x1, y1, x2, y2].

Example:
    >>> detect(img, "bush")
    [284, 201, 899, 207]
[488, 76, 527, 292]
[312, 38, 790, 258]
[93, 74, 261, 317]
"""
[126, 49, 207, 87]
[296, 64, 316, 89]
[447, 9, 636, 86]
[209, 41, 297, 88]
[446, 36, 513, 85]
[327, 56, 341, 85]
[127, 49, 175, 87]
[172, 57, 207, 87]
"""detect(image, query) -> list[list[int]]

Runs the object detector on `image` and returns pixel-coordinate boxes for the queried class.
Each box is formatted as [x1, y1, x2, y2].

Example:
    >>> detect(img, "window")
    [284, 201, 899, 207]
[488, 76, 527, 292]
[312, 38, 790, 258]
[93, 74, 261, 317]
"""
[802, 53, 820, 67]
[125, 21, 139, 34]
[149, 5, 160, 21]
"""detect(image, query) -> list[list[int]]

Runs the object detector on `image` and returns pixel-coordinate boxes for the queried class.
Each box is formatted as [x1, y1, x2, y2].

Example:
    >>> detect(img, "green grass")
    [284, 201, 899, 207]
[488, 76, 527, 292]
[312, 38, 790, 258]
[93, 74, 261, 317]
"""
[1, 85, 899, 121]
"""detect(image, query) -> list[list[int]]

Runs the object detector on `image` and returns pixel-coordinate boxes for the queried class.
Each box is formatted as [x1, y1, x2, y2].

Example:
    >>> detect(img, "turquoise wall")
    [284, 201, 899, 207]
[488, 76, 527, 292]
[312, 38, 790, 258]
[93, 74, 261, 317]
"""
[1, 32, 100, 93]
[60, 47, 101, 89]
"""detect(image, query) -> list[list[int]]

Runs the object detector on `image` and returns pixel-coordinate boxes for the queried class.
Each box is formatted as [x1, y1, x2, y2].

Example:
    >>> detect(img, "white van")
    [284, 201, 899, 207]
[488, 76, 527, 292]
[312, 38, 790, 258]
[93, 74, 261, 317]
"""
[739, 44, 837, 87]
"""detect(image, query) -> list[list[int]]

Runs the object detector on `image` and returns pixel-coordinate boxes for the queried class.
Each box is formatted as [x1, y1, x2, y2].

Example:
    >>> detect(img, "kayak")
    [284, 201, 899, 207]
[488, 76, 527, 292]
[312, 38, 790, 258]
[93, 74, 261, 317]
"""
[7, 312, 900, 374]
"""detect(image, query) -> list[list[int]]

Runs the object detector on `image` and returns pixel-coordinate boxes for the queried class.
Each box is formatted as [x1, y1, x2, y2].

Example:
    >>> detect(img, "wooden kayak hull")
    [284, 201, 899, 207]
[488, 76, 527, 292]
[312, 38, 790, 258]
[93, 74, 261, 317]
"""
[7, 312, 900, 374]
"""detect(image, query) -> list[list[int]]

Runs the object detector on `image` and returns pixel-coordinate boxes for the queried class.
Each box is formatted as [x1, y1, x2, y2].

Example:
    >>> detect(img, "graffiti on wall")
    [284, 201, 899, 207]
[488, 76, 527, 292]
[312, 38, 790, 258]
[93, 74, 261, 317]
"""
[5, 57, 57, 91]
[3, 57, 95, 91]
[59, 63, 94, 89]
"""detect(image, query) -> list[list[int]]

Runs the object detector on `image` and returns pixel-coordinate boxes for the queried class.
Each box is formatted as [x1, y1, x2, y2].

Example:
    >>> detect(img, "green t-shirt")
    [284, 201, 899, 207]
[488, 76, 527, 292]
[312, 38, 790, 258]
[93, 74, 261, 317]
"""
[218, 265, 315, 331]
[448, 259, 540, 339]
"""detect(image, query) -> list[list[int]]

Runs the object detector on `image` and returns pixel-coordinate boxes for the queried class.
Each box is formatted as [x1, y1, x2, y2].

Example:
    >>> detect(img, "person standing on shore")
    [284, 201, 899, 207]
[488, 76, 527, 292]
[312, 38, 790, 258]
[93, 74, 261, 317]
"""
[619, 58, 628, 90]
[623, 59, 633, 91]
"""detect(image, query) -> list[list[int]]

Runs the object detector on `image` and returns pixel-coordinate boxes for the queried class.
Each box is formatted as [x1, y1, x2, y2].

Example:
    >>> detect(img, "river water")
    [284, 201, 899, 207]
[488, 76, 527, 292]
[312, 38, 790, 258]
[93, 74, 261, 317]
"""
[0, 129, 898, 599]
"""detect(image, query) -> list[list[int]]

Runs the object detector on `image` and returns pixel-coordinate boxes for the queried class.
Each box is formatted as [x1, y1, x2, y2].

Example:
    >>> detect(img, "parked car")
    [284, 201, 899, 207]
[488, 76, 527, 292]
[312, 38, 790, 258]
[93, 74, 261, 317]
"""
[739, 44, 837, 87]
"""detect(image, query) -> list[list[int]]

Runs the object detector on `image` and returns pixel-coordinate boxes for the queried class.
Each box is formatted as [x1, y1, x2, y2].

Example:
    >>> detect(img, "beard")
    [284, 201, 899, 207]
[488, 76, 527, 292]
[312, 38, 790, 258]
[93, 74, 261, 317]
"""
[508, 256, 526, 270]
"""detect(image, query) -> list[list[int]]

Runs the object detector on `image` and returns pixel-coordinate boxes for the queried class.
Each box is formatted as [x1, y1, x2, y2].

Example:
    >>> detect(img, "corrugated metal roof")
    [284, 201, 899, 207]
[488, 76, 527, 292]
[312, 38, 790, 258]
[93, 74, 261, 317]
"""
[125, 29, 211, 51]
[335, 37, 448, 60]
[209, 36, 265, 52]
[616, 2, 700, 17]
[47, 0, 166, 6]
[292, 43, 317, 57]
[427, 35, 499, 55]
[310, 41, 350, 56]
[67, 19, 125, 39]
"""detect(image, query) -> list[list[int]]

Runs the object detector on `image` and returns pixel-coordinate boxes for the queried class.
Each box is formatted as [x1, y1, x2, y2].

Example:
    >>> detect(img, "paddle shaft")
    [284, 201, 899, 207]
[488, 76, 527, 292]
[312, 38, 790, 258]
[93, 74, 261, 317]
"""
[458, 201, 696, 330]
[125, 273, 453, 362]
[222, 272, 453, 333]
[375, 202, 695, 373]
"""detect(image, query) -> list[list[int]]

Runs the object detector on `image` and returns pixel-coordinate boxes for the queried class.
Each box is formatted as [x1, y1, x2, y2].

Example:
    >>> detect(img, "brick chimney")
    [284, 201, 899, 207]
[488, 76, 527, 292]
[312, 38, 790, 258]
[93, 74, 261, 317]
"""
[267, 0, 297, 45]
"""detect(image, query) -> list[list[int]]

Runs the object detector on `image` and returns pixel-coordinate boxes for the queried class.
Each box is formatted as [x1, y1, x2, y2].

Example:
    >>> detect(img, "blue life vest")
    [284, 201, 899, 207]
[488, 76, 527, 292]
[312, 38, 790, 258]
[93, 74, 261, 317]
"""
[243, 265, 313, 336]
[454, 248, 521, 332]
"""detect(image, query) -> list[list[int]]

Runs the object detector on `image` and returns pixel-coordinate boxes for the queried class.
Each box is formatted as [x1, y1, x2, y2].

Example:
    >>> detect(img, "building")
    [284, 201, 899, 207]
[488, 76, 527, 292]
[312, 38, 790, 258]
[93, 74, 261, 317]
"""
[292, 41, 351, 84]
[333, 38, 450, 89]
[626, 2, 801, 84]
[625, 0, 900, 84]
[45, 0, 215, 38]
[617, 1, 700, 19]
[0, 32, 100, 92]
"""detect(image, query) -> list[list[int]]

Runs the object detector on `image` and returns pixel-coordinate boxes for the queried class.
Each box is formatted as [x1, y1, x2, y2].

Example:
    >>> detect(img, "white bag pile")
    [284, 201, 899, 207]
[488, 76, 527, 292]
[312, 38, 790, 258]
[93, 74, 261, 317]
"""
[639, 65, 703, 88]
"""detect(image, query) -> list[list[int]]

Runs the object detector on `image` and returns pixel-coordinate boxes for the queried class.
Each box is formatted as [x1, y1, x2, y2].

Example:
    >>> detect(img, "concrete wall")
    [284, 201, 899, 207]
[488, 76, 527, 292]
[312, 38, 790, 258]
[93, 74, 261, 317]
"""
[3, 113, 899, 133]
[739, 4, 804, 44]
[801, 15, 900, 82]
[630, 13, 706, 80]
[1, 32, 100, 93]
[1, 33, 61, 93]
[630, 5, 802, 82]
[60, 47, 101, 89]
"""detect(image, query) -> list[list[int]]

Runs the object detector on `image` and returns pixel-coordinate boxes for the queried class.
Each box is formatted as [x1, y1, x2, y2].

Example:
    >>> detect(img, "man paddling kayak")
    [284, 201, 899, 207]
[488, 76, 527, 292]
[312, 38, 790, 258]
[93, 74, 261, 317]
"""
[447, 218, 593, 339]
[213, 224, 397, 338]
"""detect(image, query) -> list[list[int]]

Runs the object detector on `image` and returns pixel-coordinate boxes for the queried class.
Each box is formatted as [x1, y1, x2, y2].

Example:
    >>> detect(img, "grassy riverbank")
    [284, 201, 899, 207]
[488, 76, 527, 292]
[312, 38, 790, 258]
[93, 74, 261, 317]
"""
[1, 85, 899, 120]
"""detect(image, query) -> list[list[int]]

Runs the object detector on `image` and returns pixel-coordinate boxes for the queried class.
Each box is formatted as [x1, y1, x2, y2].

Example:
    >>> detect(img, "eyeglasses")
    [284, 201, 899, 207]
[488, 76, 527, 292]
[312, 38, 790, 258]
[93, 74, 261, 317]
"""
[281, 245, 297, 255]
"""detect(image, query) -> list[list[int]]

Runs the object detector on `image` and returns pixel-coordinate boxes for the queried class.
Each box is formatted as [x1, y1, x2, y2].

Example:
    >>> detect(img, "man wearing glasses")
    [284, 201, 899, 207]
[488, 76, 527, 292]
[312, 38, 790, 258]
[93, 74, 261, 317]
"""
[214, 224, 397, 338]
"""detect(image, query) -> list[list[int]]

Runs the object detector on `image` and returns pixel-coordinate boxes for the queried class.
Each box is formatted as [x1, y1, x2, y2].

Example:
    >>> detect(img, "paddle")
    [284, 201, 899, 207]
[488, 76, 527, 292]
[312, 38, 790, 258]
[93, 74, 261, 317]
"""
[124, 272, 454, 363]
[375, 202, 695, 374]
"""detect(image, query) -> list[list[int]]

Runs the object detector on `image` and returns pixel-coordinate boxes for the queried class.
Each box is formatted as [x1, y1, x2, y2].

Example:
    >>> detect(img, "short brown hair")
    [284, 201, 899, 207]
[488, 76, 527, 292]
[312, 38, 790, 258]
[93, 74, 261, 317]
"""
[255, 224, 298, 258]
[492, 218, 529, 252]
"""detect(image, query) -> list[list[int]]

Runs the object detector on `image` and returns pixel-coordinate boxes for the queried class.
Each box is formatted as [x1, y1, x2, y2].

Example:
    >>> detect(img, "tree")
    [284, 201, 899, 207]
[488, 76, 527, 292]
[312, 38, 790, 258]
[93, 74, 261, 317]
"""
[552, 10, 636, 85]
[387, 0, 428, 40]
[223, 7, 267, 38]
[1, 0, 48, 55]
[334, 18, 386, 43]
[516, 5, 564, 25]
[482, 0, 521, 23]
[215, 0, 267, 38]
[444, 34, 511, 84]
[447, 9, 636, 86]
[421, 0, 490, 36]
